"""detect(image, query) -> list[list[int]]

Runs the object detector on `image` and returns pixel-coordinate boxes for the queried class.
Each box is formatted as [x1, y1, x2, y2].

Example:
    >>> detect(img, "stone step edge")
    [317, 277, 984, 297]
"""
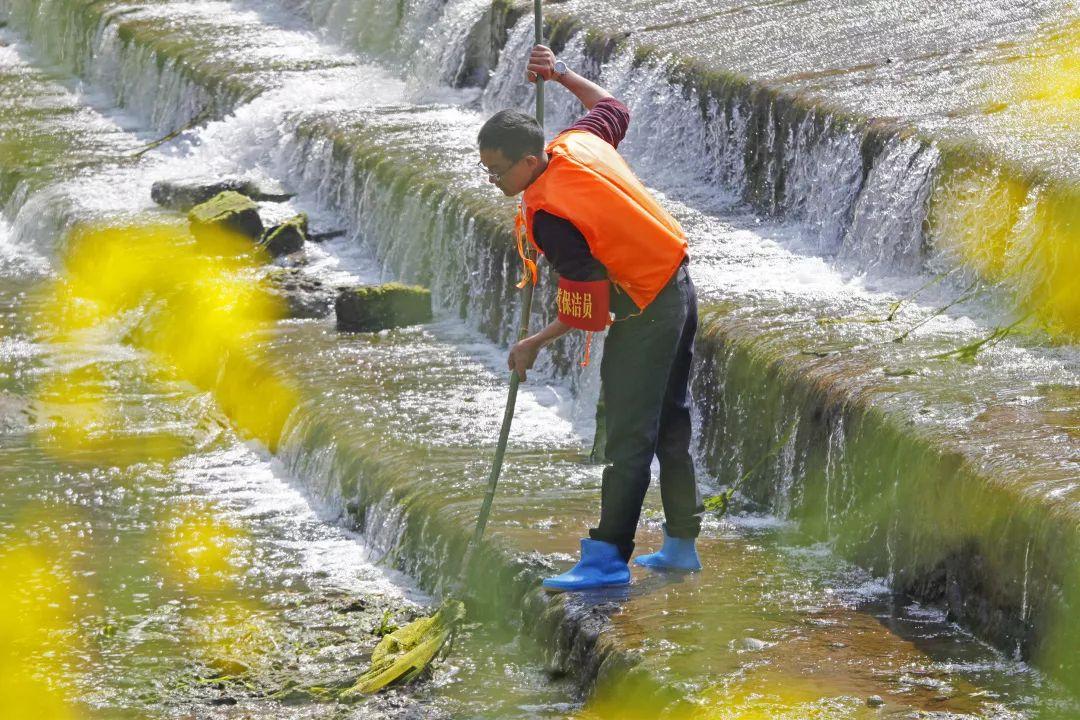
[693, 308, 1079, 675]
[11, 0, 1077, 340]
[538, 7, 1076, 193]
[277, 404, 680, 711]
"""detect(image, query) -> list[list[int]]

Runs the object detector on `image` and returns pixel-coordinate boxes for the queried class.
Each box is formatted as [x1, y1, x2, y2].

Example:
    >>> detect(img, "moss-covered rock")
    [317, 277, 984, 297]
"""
[260, 213, 308, 257]
[187, 190, 264, 242]
[335, 283, 433, 332]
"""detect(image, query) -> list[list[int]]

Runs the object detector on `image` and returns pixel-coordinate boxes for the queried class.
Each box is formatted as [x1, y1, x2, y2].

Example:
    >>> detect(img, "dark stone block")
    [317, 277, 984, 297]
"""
[152, 178, 293, 211]
[260, 213, 308, 257]
[263, 267, 335, 319]
[309, 229, 346, 243]
[335, 283, 433, 333]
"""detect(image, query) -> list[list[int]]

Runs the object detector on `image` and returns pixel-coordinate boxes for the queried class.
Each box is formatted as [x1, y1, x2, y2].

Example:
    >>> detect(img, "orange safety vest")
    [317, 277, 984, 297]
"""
[516, 129, 688, 313]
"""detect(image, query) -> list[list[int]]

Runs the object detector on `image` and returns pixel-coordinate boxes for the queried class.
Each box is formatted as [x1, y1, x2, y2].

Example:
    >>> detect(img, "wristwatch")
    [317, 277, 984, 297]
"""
[553, 60, 568, 80]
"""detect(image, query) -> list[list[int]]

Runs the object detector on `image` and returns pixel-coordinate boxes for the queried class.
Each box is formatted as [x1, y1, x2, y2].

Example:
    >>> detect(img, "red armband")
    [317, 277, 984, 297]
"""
[555, 277, 610, 331]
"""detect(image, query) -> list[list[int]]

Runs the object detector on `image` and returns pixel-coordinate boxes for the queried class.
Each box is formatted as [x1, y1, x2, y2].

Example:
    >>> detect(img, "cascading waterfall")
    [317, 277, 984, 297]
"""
[776, 111, 865, 255]
[482, 12, 1073, 320]
[486, 17, 927, 272]
[1, 12, 604, 406]
[841, 134, 940, 273]
[0, 0, 598, 387]
[283, 0, 499, 89]
[285, 0, 441, 60]
[0, 0, 1076, 710]
[0, 0, 223, 131]
[481, 20, 539, 117]
[0, 216, 47, 277]
[8, 0, 1073, 335]
[406, 0, 496, 90]
[274, 108, 601, 392]
[6, 182, 89, 258]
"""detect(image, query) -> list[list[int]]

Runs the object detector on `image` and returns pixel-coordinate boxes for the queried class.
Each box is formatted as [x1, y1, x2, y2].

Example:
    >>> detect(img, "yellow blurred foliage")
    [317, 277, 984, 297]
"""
[929, 168, 1079, 340]
[34, 363, 112, 454]
[689, 678, 873, 720]
[0, 546, 80, 719]
[926, 18, 1080, 341]
[161, 504, 250, 591]
[1010, 18, 1080, 124]
[1013, 186, 1080, 339]
[34, 222, 298, 457]
[930, 163, 1028, 281]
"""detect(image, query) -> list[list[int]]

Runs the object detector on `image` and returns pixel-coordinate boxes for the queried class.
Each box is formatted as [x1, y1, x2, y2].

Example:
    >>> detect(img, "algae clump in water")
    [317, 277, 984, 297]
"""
[342, 600, 465, 697]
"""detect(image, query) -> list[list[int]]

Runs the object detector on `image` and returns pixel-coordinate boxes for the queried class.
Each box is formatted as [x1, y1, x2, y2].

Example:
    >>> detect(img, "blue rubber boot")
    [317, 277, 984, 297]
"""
[633, 530, 702, 571]
[542, 539, 631, 592]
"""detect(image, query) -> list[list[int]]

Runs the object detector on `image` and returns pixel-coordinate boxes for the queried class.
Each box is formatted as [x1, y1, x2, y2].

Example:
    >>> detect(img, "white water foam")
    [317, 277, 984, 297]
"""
[175, 441, 431, 604]
[0, 215, 49, 277]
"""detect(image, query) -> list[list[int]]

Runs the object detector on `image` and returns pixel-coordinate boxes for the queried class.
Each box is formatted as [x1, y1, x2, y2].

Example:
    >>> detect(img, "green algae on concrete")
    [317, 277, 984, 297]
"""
[0, 0, 357, 131]
[0, 277, 428, 718]
[691, 302, 1080, 688]
[0, 256, 576, 715]
[0, 36, 135, 205]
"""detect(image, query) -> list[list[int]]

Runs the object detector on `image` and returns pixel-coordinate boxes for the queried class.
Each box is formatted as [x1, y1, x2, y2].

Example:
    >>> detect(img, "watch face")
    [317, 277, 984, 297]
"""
[554, 60, 567, 75]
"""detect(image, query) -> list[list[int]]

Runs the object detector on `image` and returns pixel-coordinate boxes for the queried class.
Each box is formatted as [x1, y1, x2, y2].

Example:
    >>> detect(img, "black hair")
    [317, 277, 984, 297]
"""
[477, 110, 544, 160]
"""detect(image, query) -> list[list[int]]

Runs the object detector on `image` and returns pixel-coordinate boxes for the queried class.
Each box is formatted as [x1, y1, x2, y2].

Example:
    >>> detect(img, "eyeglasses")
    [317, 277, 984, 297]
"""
[477, 156, 525, 183]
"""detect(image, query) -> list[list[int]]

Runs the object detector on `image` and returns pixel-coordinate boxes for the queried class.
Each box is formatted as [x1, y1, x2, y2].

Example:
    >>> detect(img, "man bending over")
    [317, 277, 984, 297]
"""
[477, 44, 704, 591]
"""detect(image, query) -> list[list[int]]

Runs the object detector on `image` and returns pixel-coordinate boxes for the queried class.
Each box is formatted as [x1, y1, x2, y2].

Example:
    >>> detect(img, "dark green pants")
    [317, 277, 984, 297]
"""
[589, 263, 703, 561]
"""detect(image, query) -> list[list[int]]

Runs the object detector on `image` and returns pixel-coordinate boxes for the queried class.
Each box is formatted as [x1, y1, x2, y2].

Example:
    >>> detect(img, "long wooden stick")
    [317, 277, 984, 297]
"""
[472, 0, 544, 548]
[129, 106, 212, 159]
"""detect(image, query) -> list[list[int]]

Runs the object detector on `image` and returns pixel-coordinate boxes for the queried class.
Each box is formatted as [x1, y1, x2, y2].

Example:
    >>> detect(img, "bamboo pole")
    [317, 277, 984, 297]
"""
[471, 0, 544, 547]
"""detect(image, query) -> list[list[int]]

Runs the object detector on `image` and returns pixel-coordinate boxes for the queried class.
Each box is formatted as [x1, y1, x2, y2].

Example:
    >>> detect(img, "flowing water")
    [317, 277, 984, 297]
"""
[0, 0, 1075, 718]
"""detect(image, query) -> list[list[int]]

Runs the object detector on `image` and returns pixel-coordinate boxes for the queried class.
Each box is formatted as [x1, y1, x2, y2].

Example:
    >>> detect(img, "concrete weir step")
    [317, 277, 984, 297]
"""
[0, 29, 143, 205]
[267, 319, 1049, 717]
[1, 0, 1076, 706]
[284, 104, 1080, 690]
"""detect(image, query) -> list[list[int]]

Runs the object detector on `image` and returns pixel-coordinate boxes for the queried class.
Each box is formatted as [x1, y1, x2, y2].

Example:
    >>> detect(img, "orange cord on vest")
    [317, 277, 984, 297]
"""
[581, 332, 593, 367]
[514, 204, 538, 289]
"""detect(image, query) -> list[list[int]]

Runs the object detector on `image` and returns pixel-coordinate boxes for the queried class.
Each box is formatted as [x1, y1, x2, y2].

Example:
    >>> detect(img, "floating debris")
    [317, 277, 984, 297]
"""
[342, 600, 465, 697]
